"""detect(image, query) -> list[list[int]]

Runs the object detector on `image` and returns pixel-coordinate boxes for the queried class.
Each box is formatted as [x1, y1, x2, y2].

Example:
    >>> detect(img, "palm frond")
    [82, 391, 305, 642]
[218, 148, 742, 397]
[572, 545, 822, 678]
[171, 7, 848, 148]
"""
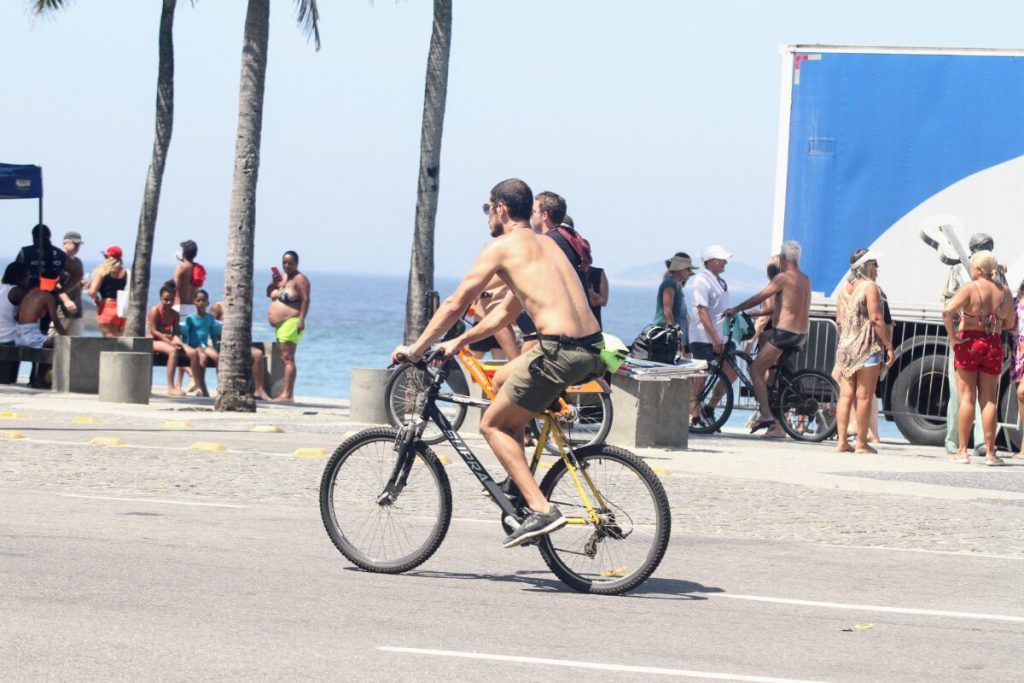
[28, 0, 72, 17]
[295, 0, 321, 51]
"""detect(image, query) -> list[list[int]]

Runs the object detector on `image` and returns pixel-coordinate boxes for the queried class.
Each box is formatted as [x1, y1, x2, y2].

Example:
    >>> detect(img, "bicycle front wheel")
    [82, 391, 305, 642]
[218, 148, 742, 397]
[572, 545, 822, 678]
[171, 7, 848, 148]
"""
[774, 369, 839, 442]
[320, 427, 452, 573]
[537, 445, 671, 595]
[689, 367, 733, 434]
[384, 362, 468, 444]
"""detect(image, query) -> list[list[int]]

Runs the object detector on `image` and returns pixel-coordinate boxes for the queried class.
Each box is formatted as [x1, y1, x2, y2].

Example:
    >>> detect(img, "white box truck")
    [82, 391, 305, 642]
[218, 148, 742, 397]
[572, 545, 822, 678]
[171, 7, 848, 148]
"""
[772, 45, 1024, 447]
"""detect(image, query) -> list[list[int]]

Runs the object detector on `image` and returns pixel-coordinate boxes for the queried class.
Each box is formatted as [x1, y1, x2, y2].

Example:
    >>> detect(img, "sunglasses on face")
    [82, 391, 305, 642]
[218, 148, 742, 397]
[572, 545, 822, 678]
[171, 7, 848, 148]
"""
[481, 202, 503, 215]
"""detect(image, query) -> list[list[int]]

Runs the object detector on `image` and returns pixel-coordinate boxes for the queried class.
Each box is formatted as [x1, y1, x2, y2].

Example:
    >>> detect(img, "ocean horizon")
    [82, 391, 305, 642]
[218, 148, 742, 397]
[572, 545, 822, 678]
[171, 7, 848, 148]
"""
[72, 262, 757, 399]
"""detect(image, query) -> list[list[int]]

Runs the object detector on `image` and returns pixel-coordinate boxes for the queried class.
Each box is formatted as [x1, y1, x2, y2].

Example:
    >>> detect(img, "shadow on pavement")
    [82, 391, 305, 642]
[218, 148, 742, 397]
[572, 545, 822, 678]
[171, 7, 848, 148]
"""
[362, 566, 724, 599]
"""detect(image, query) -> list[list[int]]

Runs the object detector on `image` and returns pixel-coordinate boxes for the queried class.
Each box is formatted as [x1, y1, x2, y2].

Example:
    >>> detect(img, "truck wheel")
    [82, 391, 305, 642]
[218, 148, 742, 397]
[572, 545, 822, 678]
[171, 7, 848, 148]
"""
[890, 354, 948, 446]
[999, 383, 1021, 453]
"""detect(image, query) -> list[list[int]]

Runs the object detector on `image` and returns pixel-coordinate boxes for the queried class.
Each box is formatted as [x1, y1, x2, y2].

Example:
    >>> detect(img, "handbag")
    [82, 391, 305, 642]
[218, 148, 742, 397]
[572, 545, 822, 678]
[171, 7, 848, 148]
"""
[629, 324, 679, 364]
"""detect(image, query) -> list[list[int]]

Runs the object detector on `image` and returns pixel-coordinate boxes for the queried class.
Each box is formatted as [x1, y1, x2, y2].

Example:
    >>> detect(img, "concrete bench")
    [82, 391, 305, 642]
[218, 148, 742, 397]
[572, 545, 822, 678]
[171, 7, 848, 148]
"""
[608, 373, 691, 449]
[52, 336, 153, 394]
[0, 344, 55, 384]
[151, 341, 285, 398]
[99, 351, 152, 405]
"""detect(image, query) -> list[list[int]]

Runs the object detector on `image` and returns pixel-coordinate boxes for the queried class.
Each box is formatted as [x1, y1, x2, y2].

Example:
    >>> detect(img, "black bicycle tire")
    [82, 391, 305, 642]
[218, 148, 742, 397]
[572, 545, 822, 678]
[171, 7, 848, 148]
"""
[543, 390, 614, 454]
[384, 363, 468, 445]
[689, 366, 734, 434]
[775, 369, 839, 443]
[320, 426, 452, 573]
[536, 445, 671, 595]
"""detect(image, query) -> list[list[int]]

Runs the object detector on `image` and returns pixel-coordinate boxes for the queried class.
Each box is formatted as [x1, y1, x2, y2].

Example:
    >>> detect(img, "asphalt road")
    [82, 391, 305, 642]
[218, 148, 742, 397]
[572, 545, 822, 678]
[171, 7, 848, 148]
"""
[2, 488, 1021, 682]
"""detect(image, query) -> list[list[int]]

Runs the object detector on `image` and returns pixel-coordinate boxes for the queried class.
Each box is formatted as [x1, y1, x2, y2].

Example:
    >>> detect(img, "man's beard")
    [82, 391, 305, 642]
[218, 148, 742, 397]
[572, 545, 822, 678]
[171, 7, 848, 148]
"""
[489, 221, 503, 238]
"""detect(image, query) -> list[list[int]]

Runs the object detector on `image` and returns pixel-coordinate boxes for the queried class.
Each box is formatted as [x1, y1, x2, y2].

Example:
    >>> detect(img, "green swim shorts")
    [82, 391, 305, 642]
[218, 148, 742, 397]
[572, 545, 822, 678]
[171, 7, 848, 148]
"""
[275, 317, 305, 345]
[502, 337, 604, 413]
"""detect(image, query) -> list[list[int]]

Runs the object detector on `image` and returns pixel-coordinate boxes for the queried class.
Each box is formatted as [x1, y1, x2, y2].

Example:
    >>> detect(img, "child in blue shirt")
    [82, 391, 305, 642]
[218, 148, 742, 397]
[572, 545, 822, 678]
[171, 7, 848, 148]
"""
[182, 290, 218, 388]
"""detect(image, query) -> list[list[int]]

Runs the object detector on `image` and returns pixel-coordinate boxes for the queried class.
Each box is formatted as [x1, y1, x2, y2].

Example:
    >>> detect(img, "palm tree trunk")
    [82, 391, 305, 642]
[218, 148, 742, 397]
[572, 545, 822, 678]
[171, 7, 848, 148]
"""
[125, 0, 177, 338]
[403, 0, 452, 344]
[215, 0, 270, 413]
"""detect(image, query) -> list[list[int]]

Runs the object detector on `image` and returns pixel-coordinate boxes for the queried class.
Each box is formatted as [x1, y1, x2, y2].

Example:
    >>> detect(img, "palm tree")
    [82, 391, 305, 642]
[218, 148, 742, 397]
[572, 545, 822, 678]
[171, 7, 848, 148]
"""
[29, 0, 180, 338]
[403, 0, 453, 344]
[215, 0, 319, 412]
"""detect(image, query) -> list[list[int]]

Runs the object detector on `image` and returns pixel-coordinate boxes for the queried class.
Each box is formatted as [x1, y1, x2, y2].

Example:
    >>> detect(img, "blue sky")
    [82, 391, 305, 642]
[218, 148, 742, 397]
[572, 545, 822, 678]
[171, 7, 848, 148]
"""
[3, 0, 1023, 282]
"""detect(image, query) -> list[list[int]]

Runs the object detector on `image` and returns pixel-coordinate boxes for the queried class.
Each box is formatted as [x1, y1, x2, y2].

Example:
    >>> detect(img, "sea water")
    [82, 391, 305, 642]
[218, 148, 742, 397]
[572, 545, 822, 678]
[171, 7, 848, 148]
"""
[143, 265, 675, 399]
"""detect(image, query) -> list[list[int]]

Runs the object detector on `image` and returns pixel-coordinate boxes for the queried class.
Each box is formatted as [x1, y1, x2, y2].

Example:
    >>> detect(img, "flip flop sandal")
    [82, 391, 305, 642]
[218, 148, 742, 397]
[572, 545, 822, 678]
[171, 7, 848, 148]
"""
[750, 418, 775, 434]
[951, 456, 970, 465]
[985, 457, 1006, 467]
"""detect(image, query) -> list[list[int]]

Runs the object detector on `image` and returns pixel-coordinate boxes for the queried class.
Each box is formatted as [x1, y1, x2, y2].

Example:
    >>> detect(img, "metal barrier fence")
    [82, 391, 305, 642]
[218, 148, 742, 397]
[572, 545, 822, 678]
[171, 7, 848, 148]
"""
[800, 316, 1021, 449]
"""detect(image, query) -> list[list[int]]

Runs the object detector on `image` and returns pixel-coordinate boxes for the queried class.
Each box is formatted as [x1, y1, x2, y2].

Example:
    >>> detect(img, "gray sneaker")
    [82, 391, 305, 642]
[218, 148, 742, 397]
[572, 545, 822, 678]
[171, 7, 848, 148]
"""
[502, 505, 566, 549]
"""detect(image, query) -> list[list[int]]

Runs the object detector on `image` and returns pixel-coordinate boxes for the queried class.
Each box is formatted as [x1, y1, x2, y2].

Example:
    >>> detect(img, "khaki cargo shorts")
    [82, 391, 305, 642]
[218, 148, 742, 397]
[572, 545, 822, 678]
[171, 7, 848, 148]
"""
[502, 339, 605, 413]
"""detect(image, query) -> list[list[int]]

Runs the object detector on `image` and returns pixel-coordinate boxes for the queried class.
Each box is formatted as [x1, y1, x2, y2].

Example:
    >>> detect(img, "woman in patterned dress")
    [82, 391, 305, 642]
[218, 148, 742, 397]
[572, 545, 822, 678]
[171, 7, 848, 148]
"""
[834, 249, 895, 454]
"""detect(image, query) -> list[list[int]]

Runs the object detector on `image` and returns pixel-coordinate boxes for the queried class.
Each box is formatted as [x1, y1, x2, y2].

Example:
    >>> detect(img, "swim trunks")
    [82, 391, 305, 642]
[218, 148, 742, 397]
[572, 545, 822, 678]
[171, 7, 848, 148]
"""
[953, 330, 1002, 376]
[15, 322, 49, 349]
[469, 335, 501, 353]
[516, 311, 537, 342]
[768, 328, 808, 351]
[275, 316, 304, 345]
[502, 333, 604, 413]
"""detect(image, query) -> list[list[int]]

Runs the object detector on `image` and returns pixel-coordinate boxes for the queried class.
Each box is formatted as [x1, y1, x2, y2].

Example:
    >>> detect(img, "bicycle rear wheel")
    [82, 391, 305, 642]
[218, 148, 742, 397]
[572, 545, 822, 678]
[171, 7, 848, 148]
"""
[689, 366, 733, 434]
[774, 369, 839, 442]
[384, 362, 468, 444]
[545, 391, 613, 451]
[320, 427, 452, 573]
[537, 445, 671, 595]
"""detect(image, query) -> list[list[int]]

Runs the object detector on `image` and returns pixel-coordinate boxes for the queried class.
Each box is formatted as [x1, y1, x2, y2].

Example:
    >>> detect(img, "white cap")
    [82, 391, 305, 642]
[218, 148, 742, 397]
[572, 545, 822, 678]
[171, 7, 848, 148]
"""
[701, 245, 733, 262]
[851, 249, 883, 269]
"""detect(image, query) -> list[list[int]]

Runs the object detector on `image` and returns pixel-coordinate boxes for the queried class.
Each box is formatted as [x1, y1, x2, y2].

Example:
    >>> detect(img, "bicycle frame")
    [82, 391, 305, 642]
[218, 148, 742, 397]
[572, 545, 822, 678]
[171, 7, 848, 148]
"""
[383, 359, 606, 529]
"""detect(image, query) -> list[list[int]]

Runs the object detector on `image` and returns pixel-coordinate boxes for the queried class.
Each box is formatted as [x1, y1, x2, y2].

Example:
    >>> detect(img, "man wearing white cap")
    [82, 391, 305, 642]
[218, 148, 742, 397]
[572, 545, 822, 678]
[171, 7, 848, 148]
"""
[687, 245, 736, 424]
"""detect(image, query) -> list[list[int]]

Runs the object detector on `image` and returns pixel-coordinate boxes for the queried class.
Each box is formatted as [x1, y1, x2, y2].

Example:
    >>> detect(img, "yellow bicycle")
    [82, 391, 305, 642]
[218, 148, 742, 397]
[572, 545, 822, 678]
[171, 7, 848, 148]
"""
[321, 350, 671, 595]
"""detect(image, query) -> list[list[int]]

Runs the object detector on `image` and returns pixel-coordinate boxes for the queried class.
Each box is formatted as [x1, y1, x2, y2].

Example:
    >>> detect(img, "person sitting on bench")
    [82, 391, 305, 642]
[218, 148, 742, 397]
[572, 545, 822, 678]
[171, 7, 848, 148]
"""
[148, 282, 203, 397]
[16, 281, 66, 388]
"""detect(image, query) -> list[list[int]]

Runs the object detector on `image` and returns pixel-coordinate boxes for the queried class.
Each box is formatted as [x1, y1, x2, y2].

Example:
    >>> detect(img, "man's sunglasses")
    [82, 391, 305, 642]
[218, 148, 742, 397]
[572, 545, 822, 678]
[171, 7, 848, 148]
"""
[481, 202, 503, 215]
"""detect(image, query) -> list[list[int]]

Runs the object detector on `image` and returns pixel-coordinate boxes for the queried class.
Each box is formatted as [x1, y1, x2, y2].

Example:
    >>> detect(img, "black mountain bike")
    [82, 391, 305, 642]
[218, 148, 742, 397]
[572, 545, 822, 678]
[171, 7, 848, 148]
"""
[690, 329, 839, 442]
[320, 350, 671, 595]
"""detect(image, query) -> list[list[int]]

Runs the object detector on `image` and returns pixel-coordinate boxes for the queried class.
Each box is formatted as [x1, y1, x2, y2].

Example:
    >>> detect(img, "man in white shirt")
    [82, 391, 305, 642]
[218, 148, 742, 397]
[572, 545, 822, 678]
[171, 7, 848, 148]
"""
[687, 245, 736, 426]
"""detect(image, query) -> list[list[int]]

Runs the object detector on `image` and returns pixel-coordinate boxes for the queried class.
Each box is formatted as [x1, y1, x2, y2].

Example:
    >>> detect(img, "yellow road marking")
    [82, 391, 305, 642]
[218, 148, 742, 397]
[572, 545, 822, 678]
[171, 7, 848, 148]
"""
[162, 420, 193, 429]
[72, 416, 101, 424]
[652, 467, 670, 477]
[0, 411, 25, 419]
[190, 442, 227, 452]
[437, 454, 452, 465]
[0, 430, 24, 439]
[90, 436, 125, 447]
[251, 425, 284, 433]
[294, 447, 327, 458]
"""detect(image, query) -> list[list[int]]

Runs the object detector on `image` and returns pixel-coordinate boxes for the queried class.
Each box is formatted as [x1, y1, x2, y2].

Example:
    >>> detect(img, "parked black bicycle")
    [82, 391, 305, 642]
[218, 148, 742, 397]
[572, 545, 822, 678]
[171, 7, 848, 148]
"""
[320, 349, 671, 595]
[690, 319, 839, 442]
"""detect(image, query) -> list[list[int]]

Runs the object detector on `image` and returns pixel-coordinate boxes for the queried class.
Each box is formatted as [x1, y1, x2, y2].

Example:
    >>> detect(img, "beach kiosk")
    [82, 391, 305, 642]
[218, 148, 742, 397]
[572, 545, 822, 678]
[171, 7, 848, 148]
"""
[0, 163, 43, 222]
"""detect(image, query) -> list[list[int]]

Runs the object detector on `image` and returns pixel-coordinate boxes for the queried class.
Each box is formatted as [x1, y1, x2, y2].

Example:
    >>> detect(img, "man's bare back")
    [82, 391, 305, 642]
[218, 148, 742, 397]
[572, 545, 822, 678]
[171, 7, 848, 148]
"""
[491, 228, 598, 339]
[173, 261, 195, 306]
[771, 269, 811, 334]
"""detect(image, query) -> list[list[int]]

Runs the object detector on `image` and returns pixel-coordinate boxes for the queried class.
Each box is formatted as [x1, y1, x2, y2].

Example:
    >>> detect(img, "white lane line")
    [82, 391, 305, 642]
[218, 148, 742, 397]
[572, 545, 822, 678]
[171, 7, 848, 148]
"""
[830, 544, 1024, 562]
[379, 647, 828, 683]
[12, 436, 295, 458]
[715, 594, 1024, 624]
[58, 493, 247, 509]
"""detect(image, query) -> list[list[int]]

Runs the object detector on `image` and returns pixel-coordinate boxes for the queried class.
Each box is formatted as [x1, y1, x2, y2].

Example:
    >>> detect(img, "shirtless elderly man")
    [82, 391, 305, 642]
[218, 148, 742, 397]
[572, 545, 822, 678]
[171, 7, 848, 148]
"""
[391, 178, 603, 548]
[725, 240, 811, 434]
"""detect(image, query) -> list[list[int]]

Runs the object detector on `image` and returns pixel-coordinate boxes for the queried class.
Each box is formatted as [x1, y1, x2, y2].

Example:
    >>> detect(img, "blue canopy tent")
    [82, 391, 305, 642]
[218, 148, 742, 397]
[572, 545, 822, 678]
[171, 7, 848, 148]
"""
[0, 163, 44, 224]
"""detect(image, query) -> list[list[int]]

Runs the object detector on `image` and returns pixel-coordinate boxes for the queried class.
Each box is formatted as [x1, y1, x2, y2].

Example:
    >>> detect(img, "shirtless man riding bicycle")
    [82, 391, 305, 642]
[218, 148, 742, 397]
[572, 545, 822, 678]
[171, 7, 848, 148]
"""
[391, 178, 604, 548]
[725, 240, 812, 435]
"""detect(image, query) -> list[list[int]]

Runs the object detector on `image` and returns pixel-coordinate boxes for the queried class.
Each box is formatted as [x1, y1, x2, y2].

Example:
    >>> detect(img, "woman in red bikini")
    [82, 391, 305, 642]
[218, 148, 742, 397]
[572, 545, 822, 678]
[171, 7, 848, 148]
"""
[942, 250, 1014, 465]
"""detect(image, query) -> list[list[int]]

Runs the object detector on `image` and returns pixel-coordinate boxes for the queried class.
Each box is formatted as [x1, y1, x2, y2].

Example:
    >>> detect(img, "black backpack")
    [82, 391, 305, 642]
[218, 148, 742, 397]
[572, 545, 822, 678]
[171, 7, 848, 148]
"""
[629, 324, 679, 364]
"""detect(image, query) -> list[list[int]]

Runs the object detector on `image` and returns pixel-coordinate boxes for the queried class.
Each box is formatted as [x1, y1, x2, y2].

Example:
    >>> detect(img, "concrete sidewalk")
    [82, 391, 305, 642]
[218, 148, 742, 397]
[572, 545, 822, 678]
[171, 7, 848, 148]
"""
[2, 382, 1023, 504]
